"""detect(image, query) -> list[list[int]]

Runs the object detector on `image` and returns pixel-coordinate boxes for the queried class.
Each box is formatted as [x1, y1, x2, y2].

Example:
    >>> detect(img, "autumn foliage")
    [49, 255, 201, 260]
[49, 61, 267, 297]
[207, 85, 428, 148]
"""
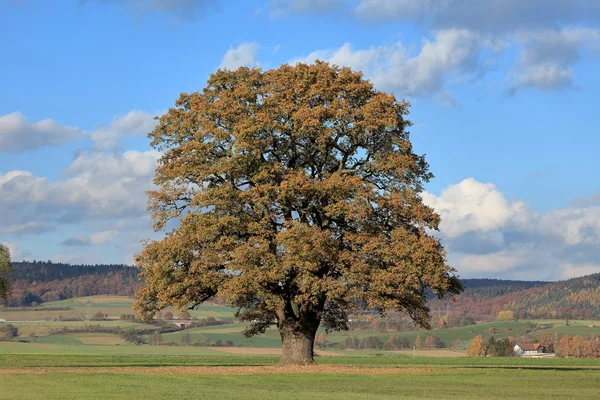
[466, 335, 485, 356]
[134, 62, 461, 364]
[556, 334, 600, 358]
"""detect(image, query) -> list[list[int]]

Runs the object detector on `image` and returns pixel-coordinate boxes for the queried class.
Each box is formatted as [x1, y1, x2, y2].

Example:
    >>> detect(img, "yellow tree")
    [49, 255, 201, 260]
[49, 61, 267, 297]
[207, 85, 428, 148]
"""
[134, 62, 462, 365]
[0, 244, 13, 301]
[466, 335, 485, 356]
[571, 335, 585, 358]
[496, 310, 515, 321]
[415, 335, 423, 349]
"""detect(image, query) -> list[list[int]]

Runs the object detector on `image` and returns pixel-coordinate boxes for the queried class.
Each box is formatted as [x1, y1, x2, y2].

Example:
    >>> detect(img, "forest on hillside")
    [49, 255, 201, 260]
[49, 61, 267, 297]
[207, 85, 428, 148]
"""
[4, 261, 140, 306]
[433, 275, 600, 321]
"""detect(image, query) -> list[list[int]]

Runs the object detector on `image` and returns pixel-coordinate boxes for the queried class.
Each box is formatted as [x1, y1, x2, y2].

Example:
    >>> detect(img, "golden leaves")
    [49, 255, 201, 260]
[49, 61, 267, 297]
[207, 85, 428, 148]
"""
[135, 61, 461, 332]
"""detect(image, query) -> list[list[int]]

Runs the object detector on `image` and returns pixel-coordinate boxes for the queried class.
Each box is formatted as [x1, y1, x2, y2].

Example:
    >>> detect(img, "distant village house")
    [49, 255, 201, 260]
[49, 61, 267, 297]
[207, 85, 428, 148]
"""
[172, 321, 193, 329]
[513, 343, 544, 356]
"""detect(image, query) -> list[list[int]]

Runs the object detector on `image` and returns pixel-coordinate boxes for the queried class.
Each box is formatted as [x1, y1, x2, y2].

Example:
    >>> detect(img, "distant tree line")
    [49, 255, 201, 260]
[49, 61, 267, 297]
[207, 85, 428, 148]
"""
[3, 261, 141, 306]
[556, 335, 600, 358]
[466, 335, 514, 357]
[432, 274, 600, 321]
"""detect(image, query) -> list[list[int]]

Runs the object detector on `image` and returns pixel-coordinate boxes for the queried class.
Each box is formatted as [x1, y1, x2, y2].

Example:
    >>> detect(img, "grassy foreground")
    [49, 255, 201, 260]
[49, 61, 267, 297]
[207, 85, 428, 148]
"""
[1, 354, 600, 400]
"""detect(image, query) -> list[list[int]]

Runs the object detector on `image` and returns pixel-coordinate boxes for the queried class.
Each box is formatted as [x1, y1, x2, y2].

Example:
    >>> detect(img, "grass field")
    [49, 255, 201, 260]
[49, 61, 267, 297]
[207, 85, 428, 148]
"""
[0, 296, 236, 322]
[4, 320, 150, 337]
[3, 296, 600, 359]
[157, 319, 600, 349]
[39, 296, 236, 320]
[1, 354, 600, 400]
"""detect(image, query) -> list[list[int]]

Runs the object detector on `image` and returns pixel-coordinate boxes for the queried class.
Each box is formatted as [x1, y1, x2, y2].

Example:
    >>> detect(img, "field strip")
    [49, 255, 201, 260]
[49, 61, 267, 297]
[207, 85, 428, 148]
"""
[0, 365, 443, 376]
[212, 347, 344, 356]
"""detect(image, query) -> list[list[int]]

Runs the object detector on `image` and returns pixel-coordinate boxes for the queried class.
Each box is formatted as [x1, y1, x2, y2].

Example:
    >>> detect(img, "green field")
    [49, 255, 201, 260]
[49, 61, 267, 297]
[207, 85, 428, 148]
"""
[0, 296, 236, 322]
[3, 296, 600, 358]
[3, 299, 600, 399]
[0, 341, 242, 356]
[1, 354, 600, 400]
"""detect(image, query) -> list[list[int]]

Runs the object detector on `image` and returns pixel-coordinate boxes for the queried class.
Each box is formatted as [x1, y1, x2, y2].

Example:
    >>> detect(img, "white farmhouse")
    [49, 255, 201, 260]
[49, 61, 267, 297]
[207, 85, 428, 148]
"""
[514, 343, 543, 356]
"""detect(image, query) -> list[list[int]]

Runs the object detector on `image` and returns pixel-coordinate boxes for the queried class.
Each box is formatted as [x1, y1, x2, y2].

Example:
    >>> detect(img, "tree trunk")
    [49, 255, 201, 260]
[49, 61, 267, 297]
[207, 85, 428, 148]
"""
[279, 323, 317, 365]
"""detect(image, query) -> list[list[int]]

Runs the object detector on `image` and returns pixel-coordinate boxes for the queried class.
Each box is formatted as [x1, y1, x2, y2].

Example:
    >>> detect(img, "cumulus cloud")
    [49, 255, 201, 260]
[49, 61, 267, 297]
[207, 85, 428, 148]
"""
[218, 42, 259, 70]
[538, 207, 600, 246]
[0, 242, 31, 261]
[282, 0, 600, 96]
[294, 30, 499, 97]
[354, 0, 600, 34]
[423, 178, 600, 280]
[421, 178, 530, 239]
[0, 110, 159, 152]
[560, 263, 600, 279]
[450, 245, 539, 275]
[3, 222, 54, 236]
[61, 230, 120, 246]
[0, 150, 160, 228]
[507, 27, 600, 95]
[0, 112, 84, 152]
[91, 110, 158, 150]
[0, 150, 161, 263]
[569, 193, 600, 208]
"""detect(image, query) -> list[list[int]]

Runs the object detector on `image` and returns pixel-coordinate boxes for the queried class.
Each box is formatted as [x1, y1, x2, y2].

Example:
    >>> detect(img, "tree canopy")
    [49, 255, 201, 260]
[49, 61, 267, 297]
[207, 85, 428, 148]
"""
[0, 244, 13, 300]
[135, 62, 462, 364]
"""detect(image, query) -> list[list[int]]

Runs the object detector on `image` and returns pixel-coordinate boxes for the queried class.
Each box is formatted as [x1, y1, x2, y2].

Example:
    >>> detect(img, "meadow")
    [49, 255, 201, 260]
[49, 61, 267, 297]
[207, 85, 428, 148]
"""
[1, 354, 600, 400]
[3, 296, 600, 399]
[3, 295, 600, 356]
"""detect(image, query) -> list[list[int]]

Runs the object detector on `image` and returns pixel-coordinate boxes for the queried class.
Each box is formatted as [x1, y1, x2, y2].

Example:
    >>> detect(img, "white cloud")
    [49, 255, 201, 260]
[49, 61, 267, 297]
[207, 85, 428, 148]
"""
[0, 150, 161, 227]
[0, 242, 30, 261]
[570, 193, 600, 208]
[282, 0, 600, 96]
[422, 178, 530, 239]
[3, 222, 54, 235]
[450, 247, 533, 275]
[354, 0, 600, 34]
[1, 149, 162, 263]
[507, 27, 600, 95]
[0, 110, 159, 152]
[91, 110, 158, 150]
[560, 263, 600, 279]
[424, 179, 600, 280]
[294, 30, 499, 97]
[538, 208, 600, 246]
[0, 112, 84, 152]
[61, 230, 120, 246]
[218, 42, 259, 70]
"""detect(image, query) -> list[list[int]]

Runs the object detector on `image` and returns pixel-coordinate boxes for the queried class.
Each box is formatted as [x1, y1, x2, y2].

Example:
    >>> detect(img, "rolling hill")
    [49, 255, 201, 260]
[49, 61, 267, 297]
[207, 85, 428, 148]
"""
[437, 274, 600, 321]
[5, 261, 140, 307]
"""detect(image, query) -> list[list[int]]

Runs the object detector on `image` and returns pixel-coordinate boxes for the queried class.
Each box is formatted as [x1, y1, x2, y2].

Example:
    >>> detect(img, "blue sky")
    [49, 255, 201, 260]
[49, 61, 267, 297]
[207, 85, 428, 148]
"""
[1, 0, 599, 280]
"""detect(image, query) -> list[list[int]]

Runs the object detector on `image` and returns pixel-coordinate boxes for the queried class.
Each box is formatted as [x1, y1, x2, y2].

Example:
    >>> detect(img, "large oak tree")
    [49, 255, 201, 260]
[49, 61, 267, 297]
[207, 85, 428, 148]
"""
[135, 62, 462, 365]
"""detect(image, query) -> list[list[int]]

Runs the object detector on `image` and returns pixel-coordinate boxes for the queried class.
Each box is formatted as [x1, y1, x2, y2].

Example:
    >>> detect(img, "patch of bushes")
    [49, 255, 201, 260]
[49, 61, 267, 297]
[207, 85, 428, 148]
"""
[0, 324, 18, 341]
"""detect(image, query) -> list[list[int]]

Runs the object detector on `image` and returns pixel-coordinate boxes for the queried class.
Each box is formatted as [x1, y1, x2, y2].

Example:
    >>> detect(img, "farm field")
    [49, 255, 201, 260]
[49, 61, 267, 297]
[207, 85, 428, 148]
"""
[3, 296, 600, 357]
[0, 296, 235, 322]
[1, 354, 600, 400]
